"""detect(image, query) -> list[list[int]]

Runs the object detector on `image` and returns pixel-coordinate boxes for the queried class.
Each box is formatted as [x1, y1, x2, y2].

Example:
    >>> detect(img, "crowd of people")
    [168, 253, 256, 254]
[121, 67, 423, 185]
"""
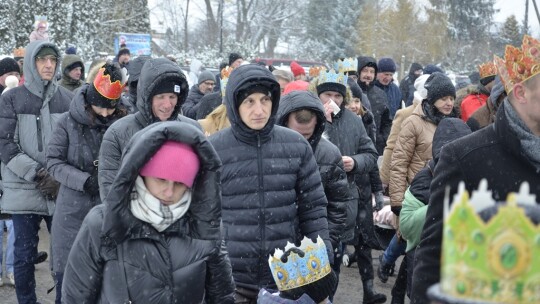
[0, 28, 539, 304]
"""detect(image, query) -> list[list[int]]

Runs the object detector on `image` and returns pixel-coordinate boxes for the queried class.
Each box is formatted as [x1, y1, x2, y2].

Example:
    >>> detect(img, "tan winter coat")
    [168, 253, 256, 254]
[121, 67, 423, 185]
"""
[379, 98, 420, 184]
[389, 103, 436, 207]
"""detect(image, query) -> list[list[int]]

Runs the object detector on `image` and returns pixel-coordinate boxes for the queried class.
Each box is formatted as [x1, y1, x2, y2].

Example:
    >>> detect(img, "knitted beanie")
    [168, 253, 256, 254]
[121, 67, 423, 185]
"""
[140, 141, 200, 188]
[423, 64, 444, 75]
[36, 47, 57, 58]
[198, 70, 216, 85]
[378, 57, 396, 73]
[150, 77, 183, 99]
[0, 57, 20, 77]
[425, 73, 456, 105]
[316, 82, 346, 99]
[290, 61, 305, 77]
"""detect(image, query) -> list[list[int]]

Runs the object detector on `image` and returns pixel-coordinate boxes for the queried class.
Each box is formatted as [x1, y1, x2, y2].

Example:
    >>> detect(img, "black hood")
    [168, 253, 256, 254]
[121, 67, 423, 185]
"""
[408, 62, 423, 78]
[432, 118, 472, 160]
[101, 121, 222, 243]
[357, 56, 378, 90]
[224, 64, 281, 144]
[276, 90, 326, 150]
[127, 55, 151, 86]
[136, 58, 189, 124]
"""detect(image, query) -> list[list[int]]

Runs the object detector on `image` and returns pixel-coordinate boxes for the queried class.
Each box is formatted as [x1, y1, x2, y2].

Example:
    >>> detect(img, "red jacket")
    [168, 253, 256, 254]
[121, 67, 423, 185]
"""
[460, 93, 488, 122]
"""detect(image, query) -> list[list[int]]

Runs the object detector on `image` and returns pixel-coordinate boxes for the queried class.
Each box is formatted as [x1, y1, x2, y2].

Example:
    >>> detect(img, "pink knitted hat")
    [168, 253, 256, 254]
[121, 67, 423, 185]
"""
[140, 141, 200, 187]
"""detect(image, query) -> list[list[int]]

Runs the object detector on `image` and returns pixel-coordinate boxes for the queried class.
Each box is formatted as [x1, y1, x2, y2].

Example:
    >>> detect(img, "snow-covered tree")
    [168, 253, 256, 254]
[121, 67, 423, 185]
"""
[0, 0, 16, 54]
[70, 0, 100, 61]
[13, 1, 34, 48]
[501, 15, 522, 47]
[44, 0, 72, 49]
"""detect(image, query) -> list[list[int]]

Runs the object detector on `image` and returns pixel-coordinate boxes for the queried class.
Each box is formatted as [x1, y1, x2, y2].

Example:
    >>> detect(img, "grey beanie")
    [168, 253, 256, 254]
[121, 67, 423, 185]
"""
[198, 70, 216, 85]
[425, 72, 456, 105]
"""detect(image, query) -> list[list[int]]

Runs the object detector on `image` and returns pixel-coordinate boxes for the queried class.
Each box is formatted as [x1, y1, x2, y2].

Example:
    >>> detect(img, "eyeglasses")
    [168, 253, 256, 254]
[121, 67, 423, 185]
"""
[36, 56, 57, 64]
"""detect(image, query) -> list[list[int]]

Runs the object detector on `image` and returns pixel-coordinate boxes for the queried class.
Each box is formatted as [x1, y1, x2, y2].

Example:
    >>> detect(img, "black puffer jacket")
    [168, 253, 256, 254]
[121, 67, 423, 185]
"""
[357, 56, 392, 155]
[63, 122, 235, 304]
[276, 90, 352, 248]
[196, 91, 222, 119]
[411, 104, 540, 303]
[209, 64, 331, 291]
[98, 58, 200, 201]
[182, 84, 205, 119]
[322, 102, 379, 243]
[47, 84, 126, 274]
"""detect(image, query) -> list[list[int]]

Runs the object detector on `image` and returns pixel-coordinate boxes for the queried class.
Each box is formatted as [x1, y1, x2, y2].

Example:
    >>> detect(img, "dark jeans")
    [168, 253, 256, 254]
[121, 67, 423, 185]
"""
[391, 255, 407, 303]
[382, 234, 406, 265]
[55, 272, 63, 304]
[12, 214, 52, 304]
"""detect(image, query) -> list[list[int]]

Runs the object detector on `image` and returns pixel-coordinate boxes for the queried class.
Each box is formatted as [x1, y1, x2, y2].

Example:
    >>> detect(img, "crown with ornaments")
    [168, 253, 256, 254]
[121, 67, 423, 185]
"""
[494, 35, 540, 93]
[429, 180, 540, 304]
[334, 57, 358, 74]
[316, 69, 348, 87]
[220, 66, 234, 97]
[93, 65, 128, 101]
[478, 61, 497, 80]
[268, 236, 331, 291]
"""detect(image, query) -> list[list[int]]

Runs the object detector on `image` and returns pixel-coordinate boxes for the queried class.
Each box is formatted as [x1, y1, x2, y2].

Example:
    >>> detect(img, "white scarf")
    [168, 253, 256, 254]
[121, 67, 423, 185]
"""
[130, 176, 192, 232]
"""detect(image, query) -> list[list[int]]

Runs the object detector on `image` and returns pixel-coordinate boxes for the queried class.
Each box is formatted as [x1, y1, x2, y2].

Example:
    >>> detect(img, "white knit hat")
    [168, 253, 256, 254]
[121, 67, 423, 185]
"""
[413, 74, 431, 101]
[2, 75, 19, 95]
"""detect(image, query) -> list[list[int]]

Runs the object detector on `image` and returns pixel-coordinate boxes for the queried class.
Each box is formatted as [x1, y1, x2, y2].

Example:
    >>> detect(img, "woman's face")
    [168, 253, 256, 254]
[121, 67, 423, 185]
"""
[91, 105, 115, 117]
[143, 176, 188, 205]
[433, 96, 455, 115]
[345, 98, 361, 115]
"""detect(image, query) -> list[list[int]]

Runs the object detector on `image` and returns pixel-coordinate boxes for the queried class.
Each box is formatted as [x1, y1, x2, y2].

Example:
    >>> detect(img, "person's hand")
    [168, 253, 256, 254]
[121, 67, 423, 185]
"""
[342, 156, 355, 172]
[382, 183, 389, 196]
[322, 101, 333, 122]
[36, 170, 60, 200]
[395, 215, 403, 242]
[83, 174, 100, 196]
[374, 191, 384, 211]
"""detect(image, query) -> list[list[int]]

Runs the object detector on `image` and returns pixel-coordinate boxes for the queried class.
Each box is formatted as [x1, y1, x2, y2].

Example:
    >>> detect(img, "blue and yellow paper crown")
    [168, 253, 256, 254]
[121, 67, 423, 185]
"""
[268, 236, 331, 291]
[316, 69, 348, 87]
[440, 180, 540, 303]
[334, 57, 358, 74]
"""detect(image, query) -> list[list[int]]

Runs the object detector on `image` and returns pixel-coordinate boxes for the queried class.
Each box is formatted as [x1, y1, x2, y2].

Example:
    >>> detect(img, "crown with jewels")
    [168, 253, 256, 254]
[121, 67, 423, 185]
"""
[439, 180, 540, 303]
[316, 69, 348, 87]
[494, 35, 540, 93]
[93, 67, 127, 100]
[478, 61, 497, 79]
[268, 236, 331, 291]
[308, 66, 325, 78]
[220, 66, 234, 97]
[334, 57, 358, 74]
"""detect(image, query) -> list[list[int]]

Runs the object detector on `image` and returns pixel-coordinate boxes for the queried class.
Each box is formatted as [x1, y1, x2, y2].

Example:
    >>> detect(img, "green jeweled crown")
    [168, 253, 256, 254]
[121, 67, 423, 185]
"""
[268, 236, 331, 291]
[316, 69, 348, 87]
[334, 57, 358, 74]
[440, 180, 540, 303]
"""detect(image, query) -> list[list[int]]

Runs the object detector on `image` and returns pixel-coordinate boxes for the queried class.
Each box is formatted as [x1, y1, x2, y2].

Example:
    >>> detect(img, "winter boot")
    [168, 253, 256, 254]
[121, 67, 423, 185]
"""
[362, 279, 387, 304]
[377, 254, 392, 283]
[34, 251, 48, 264]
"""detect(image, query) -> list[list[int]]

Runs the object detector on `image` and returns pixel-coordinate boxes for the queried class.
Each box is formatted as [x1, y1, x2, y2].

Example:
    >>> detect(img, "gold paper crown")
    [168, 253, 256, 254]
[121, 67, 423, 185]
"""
[478, 61, 497, 79]
[494, 35, 540, 93]
[440, 180, 540, 303]
[220, 66, 234, 97]
[268, 236, 331, 291]
[334, 57, 358, 74]
[309, 66, 325, 78]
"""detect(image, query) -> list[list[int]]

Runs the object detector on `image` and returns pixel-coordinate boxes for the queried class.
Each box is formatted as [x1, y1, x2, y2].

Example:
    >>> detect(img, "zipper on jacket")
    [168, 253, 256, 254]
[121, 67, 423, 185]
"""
[36, 115, 43, 152]
[256, 133, 266, 287]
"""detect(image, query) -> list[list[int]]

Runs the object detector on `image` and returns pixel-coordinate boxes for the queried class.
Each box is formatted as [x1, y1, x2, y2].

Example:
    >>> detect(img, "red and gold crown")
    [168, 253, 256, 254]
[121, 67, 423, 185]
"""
[494, 35, 540, 93]
[478, 61, 497, 79]
[93, 67, 125, 100]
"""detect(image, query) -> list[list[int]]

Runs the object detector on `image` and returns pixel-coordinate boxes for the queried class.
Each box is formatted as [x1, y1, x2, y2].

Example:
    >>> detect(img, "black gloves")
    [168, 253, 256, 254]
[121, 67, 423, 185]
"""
[84, 175, 100, 196]
[35, 168, 60, 200]
[374, 191, 385, 212]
